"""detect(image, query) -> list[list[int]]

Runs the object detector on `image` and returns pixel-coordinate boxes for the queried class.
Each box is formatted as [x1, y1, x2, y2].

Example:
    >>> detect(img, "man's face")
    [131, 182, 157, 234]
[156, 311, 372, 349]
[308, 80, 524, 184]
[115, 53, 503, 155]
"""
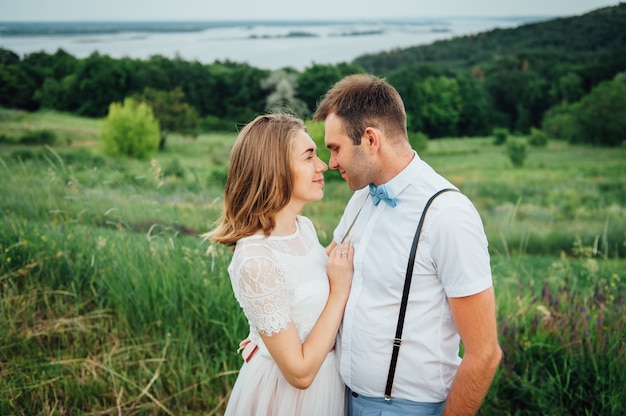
[324, 113, 373, 191]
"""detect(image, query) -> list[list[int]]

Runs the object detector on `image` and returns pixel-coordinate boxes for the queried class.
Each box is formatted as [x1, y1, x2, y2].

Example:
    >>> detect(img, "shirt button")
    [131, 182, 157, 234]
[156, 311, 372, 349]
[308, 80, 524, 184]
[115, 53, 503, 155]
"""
[351, 391, 359, 397]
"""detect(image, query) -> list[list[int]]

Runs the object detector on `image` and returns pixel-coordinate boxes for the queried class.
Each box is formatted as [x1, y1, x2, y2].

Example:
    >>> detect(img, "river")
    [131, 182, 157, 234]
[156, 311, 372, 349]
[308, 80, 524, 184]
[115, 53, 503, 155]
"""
[0, 17, 542, 70]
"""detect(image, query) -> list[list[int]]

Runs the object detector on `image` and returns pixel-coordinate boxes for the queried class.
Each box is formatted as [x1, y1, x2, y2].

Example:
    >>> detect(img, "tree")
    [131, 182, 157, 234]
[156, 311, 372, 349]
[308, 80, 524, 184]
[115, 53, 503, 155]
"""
[457, 74, 493, 136]
[387, 65, 451, 134]
[135, 55, 176, 92]
[296, 63, 364, 116]
[297, 64, 343, 114]
[0, 65, 38, 110]
[20, 49, 78, 86]
[541, 102, 578, 142]
[550, 72, 585, 103]
[35, 74, 80, 111]
[387, 66, 427, 133]
[261, 70, 309, 118]
[72, 53, 137, 117]
[418, 76, 463, 138]
[517, 74, 551, 133]
[201, 62, 268, 123]
[35, 77, 64, 109]
[571, 74, 626, 146]
[0, 48, 20, 65]
[100, 97, 160, 159]
[133, 87, 200, 150]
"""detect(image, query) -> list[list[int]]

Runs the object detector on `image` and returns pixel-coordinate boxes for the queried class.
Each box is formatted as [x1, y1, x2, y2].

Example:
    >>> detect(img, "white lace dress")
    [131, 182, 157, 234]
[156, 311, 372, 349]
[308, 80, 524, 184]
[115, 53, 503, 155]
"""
[224, 216, 345, 416]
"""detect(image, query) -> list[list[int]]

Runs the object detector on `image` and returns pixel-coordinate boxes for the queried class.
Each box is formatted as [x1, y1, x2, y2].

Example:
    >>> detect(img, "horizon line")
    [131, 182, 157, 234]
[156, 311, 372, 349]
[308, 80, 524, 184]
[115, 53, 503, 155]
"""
[0, 15, 562, 24]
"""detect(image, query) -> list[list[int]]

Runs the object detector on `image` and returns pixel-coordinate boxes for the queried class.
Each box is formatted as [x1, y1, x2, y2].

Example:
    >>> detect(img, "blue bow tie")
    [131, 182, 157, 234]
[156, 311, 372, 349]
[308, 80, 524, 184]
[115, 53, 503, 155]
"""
[369, 183, 397, 207]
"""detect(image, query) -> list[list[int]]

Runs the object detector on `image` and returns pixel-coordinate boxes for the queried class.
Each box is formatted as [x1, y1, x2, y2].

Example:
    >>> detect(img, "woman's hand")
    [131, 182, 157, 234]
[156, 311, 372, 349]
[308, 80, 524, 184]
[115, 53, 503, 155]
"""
[327, 241, 354, 299]
[261, 240, 354, 389]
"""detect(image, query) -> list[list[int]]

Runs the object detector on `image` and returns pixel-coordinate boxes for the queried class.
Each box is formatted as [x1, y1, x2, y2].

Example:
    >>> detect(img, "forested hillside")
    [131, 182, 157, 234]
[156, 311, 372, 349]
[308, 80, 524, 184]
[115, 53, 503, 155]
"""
[353, 3, 626, 141]
[354, 3, 626, 72]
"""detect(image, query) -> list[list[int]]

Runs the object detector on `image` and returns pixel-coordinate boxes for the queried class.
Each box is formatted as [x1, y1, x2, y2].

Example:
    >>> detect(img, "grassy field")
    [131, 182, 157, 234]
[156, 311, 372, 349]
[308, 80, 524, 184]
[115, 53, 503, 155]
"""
[0, 109, 624, 415]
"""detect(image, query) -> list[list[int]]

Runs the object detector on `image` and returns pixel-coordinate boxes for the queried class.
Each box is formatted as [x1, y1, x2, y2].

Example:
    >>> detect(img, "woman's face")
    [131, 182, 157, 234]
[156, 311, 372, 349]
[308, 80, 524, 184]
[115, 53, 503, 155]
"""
[289, 129, 328, 207]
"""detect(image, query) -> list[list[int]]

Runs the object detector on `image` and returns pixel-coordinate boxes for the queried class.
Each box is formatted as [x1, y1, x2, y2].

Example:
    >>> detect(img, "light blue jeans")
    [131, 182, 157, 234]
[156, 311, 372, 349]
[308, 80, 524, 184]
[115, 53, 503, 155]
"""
[347, 388, 445, 416]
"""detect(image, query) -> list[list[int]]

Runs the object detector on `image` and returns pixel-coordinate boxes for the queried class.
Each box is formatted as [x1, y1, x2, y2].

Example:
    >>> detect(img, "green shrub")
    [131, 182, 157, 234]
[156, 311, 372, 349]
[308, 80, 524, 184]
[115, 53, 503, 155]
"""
[408, 131, 429, 153]
[492, 127, 509, 146]
[19, 129, 57, 145]
[572, 76, 626, 147]
[100, 98, 160, 159]
[207, 139, 234, 166]
[543, 73, 626, 147]
[541, 102, 578, 141]
[10, 149, 39, 161]
[164, 158, 186, 179]
[528, 127, 548, 147]
[506, 138, 527, 167]
[201, 115, 238, 133]
[207, 165, 228, 185]
[60, 149, 107, 168]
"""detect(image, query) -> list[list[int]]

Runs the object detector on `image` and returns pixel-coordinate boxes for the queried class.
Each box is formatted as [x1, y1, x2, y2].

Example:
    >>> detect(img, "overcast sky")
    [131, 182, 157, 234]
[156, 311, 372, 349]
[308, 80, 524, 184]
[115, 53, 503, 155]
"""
[0, 0, 619, 21]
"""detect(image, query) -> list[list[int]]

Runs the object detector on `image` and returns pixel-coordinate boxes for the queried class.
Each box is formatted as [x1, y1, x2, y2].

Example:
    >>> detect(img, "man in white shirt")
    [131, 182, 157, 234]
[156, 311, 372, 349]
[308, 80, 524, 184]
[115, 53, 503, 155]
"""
[314, 74, 502, 416]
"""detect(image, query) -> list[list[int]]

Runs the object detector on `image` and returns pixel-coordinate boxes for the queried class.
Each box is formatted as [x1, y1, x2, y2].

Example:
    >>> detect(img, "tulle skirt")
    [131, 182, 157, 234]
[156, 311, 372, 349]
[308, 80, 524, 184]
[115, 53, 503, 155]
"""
[224, 350, 345, 416]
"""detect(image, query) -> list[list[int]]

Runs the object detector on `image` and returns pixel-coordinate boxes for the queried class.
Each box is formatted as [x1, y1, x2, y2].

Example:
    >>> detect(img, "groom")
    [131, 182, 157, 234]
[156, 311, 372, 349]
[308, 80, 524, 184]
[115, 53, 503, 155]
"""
[314, 74, 502, 416]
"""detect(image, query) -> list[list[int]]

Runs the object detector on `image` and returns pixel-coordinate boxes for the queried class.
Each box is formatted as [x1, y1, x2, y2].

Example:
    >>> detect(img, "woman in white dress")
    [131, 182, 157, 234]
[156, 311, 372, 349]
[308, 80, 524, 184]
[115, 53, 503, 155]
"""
[204, 114, 353, 415]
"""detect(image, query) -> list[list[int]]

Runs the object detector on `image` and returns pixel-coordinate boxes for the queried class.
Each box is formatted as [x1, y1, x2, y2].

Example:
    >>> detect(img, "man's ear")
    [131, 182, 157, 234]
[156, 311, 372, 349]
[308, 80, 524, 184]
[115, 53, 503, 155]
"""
[362, 126, 380, 154]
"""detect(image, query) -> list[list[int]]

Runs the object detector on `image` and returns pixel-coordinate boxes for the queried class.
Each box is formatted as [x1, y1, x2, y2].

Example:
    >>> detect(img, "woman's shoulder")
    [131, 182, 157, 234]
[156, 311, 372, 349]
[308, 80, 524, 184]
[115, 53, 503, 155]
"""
[297, 215, 314, 228]
[296, 215, 319, 237]
[233, 237, 276, 262]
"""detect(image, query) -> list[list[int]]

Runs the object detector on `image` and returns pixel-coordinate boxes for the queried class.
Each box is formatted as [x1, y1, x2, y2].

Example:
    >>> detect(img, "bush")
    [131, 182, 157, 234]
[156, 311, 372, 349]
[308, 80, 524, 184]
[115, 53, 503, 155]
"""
[19, 129, 57, 145]
[164, 158, 186, 179]
[572, 76, 626, 147]
[207, 165, 228, 185]
[10, 149, 39, 161]
[506, 138, 527, 167]
[201, 115, 238, 133]
[408, 131, 429, 153]
[60, 149, 107, 168]
[541, 102, 578, 141]
[527, 128, 548, 147]
[0, 133, 11, 144]
[544, 73, 626, 147]
[100, 98, 160, 159]
[492, 127, 509, 146]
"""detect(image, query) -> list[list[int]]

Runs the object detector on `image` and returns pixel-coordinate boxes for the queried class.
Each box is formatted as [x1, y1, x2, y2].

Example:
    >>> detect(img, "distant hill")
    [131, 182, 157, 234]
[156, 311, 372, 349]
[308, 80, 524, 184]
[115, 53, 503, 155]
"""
[353, 3, 626, 73]
[0, 20, 379, 36]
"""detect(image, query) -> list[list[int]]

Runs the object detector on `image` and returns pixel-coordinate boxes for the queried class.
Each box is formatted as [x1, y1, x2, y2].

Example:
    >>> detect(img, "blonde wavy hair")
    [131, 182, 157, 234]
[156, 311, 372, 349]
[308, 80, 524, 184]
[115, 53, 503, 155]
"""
[203, 114, 305, 247]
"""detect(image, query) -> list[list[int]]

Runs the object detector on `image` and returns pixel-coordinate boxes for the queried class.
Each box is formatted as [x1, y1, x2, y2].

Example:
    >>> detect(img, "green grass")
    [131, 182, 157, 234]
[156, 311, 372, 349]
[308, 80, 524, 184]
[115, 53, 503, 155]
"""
[422, 137, 626, 258]
[488, 254, 625, 415]
[1, 108, 625, 415]
[0, 108, 101, 147]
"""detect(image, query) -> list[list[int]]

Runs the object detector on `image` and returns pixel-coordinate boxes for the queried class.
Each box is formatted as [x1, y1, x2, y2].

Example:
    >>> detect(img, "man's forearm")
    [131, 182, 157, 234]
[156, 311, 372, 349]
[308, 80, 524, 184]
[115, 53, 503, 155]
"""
[442, 347, 502, 415]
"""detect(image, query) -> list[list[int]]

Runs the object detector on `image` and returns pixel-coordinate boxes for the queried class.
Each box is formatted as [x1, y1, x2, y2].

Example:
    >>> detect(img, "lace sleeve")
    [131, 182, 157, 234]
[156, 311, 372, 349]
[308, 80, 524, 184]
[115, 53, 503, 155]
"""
[232, 246, 292, 336]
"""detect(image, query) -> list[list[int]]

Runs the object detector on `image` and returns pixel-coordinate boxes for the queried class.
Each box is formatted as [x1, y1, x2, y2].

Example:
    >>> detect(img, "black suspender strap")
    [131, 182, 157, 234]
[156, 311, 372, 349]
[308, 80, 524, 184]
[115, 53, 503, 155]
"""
[384, 188, 458, 401]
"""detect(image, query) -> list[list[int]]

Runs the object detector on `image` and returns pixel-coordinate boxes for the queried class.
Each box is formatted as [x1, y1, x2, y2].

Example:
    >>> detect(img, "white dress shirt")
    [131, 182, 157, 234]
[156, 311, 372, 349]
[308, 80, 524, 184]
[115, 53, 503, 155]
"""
[333, 152, 493, 402]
